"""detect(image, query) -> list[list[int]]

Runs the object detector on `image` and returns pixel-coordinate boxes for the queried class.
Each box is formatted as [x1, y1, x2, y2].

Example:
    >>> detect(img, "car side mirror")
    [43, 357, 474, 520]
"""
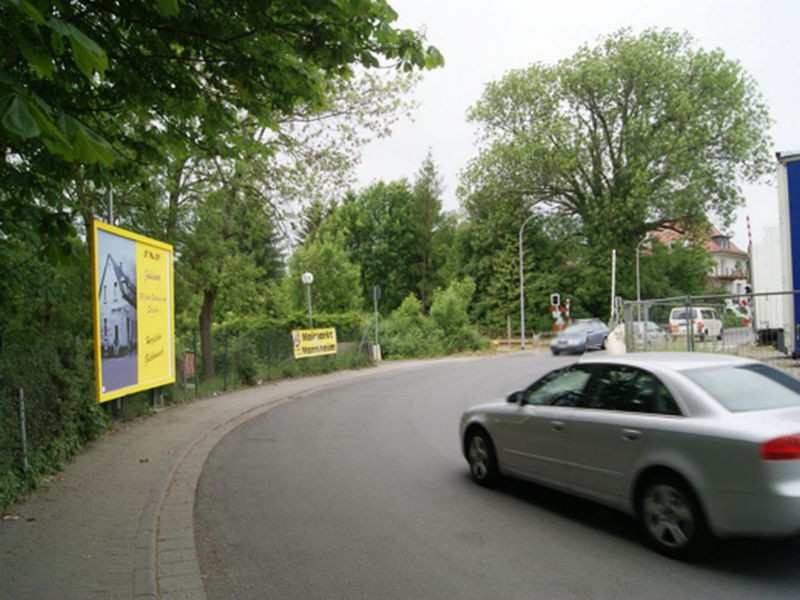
[507, 390, 525, 405]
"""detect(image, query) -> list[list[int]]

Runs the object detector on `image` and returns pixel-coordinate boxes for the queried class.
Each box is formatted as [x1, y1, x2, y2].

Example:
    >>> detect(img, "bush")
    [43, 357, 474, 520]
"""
[0, 333, 107, 511]
[230, 333, 259, 386]
[429, 278, 487, 353]
[382, 295, 444, 358]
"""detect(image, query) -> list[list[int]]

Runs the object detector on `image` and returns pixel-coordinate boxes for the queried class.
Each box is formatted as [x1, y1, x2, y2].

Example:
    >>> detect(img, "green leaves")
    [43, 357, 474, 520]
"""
[46, 18, 108, 80]
[153, 0, 181, 17]
[1, 95, 38, 138]
[0, 91, 114, 164]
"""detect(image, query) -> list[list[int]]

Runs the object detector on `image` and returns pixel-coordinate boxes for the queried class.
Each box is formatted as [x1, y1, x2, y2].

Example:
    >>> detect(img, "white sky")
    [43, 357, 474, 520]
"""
[354, 0, 800, 249]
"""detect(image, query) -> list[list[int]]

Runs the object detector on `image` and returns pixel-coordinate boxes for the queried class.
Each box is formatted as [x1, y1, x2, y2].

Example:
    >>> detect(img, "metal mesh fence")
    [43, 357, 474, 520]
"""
[623, 291, 800, 378]
[171, 321, 376, 400]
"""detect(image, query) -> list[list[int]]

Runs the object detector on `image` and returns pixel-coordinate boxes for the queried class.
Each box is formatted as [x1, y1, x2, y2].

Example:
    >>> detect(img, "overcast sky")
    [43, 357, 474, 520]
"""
[354, 0, 799, 249]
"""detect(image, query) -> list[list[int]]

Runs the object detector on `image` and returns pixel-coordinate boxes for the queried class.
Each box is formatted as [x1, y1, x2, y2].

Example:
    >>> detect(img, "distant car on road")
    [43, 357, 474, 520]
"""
[668, 306, 723, 341]
[632, 320, 666, 344]
[550, 319, 609, 355]
[460, 353, 800, 559]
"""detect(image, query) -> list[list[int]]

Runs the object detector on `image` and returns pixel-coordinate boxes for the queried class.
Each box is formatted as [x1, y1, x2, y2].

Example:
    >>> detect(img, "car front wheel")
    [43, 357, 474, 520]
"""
[638, 475, 713, 559]
[466, 429, 500, 487]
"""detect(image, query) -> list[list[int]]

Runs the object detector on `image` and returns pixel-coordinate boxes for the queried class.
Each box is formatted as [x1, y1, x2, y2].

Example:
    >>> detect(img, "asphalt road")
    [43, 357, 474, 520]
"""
[194, 352, 800, 600]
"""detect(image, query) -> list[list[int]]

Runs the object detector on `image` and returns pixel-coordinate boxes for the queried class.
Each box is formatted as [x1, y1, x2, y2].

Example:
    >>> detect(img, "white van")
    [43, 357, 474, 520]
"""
[668, 306, 723, 340]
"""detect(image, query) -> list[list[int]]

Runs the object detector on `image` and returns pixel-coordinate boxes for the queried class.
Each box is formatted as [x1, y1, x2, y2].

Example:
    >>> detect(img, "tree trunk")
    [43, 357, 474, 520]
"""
[199, 287, 217, 380]
[165, 158, 188, 240]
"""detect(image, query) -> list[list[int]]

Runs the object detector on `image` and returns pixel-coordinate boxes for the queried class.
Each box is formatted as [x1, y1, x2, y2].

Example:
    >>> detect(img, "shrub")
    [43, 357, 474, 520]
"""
[0, 333, 107, 511]
[429, 278, 486, 353]
[230, 333, 259, 386]
[381, 294, 445, 358]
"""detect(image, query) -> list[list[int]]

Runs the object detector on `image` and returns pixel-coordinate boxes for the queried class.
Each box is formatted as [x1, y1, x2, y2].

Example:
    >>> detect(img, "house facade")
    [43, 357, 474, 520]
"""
[705, 228, 749, 295]
[650, 225, 748, 295]
[98, 254, 138, 357]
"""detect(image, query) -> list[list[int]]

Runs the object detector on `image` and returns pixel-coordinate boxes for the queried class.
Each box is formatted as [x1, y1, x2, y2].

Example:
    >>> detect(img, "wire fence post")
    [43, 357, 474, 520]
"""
[684, 296, 694, 352]
[193, 330, 199, 397]
[223, 330, 229, 392]
[18, 388, 29, 473]
[267, 328, 272, 381]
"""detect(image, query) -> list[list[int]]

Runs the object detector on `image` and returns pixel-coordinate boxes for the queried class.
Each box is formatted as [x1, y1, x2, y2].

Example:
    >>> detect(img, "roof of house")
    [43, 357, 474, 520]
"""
[649, 225, 747, 257]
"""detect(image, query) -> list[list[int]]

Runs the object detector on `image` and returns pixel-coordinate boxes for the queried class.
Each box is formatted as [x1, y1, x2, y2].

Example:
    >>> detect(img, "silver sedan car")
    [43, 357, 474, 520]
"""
[460, 353, 800, 559]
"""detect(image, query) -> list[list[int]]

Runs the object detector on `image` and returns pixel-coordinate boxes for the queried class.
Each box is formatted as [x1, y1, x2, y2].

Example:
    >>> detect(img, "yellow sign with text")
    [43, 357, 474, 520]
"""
[91, 221, 175, 403]
[291, 328, 338, 359]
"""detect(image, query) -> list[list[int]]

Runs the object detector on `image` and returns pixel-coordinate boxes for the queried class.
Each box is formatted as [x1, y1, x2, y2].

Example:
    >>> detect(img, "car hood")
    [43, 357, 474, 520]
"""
[462, 400, 510, 418]
[554, 331, 587, 341]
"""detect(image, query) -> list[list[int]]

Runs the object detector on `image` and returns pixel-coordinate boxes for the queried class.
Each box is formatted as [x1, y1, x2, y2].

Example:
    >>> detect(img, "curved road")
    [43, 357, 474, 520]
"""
[195, 353, 800, 599]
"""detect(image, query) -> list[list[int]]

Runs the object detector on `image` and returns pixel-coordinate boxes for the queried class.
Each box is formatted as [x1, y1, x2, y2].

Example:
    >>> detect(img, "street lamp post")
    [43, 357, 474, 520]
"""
[519, 214, 537, 350]
[301, 272, 314, 328]
[636, 233, 651, 325]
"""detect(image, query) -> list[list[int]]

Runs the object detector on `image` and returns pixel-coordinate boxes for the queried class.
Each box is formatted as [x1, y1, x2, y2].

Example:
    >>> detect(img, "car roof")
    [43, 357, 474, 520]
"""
[576, 352, 757, 372]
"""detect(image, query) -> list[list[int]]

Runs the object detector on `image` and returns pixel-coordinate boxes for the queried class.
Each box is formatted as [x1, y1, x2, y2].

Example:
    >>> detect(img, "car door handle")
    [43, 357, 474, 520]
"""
[551, 421, 565, 432]
[621, 428, 641, 441]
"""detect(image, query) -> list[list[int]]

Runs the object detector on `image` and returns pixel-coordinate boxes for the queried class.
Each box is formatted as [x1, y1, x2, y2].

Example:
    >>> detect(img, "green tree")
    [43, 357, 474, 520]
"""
[462, 28, 772, 315]
[410, 150, 444, 309]
[283, 237, 362, 316]
[2, 0, 443, 168]
[1, 0, 443, 331]
[311, 156, 450, 314]
[319, 180, 419, 311]
[429, 278, 485, 353]
[177, 160, 284, 379]
[640, 239, 715, 300]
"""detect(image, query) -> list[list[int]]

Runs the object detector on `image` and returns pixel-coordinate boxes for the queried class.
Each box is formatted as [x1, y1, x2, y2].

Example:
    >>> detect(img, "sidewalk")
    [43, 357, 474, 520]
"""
[0, 357, 475, 599]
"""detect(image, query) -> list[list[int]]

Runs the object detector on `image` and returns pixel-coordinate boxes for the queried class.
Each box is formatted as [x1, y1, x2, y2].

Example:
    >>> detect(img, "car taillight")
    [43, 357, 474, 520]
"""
[761, 435, 800, 460]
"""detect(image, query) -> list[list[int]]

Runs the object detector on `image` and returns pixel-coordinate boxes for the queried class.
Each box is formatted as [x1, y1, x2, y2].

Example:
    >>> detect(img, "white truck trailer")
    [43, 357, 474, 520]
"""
[750, 150, 800, 355]
[750, 226, 790, 350]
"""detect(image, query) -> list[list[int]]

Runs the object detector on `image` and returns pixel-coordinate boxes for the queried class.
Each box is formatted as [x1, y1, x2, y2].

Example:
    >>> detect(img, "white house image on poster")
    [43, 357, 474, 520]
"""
[96, 227, 139, 395]
[98, 253, 137, 358]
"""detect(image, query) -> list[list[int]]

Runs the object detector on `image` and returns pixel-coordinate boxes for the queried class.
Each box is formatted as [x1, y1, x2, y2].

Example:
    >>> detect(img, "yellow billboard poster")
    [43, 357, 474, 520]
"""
[91, 220, 175, 403]
[291, 328, 338, 359]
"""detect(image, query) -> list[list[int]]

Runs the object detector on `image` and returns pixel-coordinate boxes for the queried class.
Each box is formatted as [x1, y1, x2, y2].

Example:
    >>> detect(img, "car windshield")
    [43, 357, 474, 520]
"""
[671, 309, 695, 320]
[563, 323, 588, 334]
[684, 364, 800, 412]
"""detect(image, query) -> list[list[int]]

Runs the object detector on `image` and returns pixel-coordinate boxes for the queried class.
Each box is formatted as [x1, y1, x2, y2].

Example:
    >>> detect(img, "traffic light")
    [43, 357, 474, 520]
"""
[550, 293, 561, 307]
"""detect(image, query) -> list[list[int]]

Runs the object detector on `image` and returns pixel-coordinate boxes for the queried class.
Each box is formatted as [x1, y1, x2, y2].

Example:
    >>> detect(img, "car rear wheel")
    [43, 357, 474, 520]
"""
[638, 475, 713, 559]
[466, 429, 499, 487]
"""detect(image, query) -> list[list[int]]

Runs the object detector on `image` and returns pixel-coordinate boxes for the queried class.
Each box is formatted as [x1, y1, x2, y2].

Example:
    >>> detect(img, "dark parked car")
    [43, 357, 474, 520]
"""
[550, 319, 609, 355]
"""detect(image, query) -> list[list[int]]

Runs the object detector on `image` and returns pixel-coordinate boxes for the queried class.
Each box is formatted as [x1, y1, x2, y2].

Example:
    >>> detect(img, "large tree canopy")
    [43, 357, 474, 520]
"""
[1, 0, 443, 167]
[463, 28, 772, 246]
[1, 0, 443, 249]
